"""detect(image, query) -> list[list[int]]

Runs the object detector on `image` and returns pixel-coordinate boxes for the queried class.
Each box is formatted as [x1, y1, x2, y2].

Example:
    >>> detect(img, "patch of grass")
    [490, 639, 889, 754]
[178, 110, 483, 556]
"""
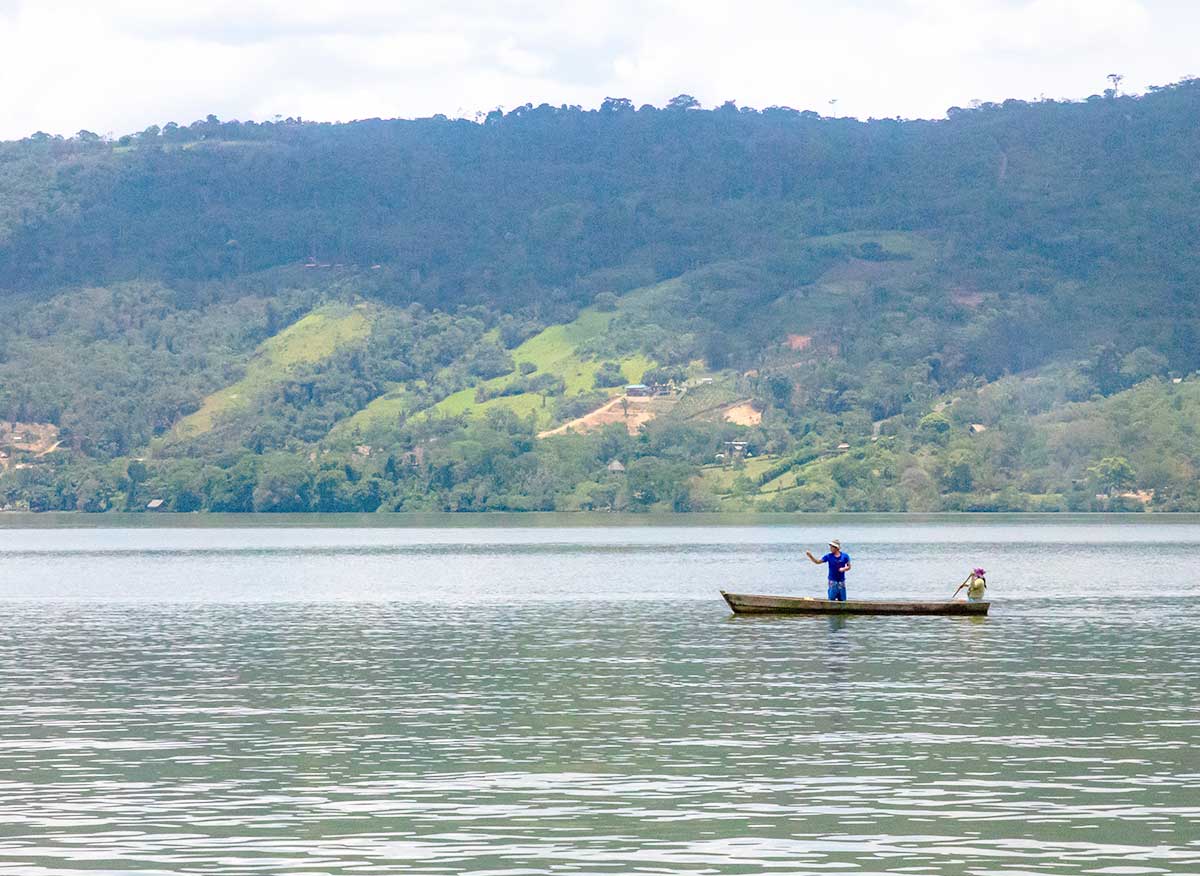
[762, 454, 839, 497]
[424, 385, 557, 427]
[804, 230, 936, 260]
[759, 468, 802, 492]
[420, 306, 652, 426]
[264, 306, 370, 366]
[516, 310, 612, 366]
[694, 455, 778, 495]
[170, 303, 372, 440]
[324, 287, 658, 437]
[670, 381, 739, 420]
[328, 385, 415, 440]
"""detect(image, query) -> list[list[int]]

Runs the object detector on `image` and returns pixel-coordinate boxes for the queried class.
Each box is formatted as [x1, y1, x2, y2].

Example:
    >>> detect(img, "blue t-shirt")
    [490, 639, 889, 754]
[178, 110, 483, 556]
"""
[822, 551, 851, 582]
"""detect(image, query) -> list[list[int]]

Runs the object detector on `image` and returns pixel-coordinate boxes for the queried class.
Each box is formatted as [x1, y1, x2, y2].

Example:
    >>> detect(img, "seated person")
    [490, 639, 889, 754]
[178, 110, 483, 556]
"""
[953, 568, 988, 602]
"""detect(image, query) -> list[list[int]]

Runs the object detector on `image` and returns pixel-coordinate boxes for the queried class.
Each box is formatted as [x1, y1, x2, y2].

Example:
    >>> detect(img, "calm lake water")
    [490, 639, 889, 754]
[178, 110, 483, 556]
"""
[0, 517, 1197, 874]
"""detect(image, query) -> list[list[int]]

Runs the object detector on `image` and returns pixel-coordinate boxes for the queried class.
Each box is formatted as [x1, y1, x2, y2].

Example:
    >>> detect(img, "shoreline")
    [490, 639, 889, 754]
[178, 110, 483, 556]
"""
[1, 510, 1197, 528]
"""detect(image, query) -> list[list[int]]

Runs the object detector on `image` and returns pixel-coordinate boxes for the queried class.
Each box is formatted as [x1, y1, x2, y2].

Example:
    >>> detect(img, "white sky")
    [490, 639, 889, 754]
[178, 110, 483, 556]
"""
[2, 0, 1197, 140]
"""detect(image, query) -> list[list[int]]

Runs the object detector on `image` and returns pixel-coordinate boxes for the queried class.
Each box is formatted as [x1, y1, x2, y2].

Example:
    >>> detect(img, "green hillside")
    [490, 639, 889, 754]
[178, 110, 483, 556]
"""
[3, 84, 1200, 511]
[328, 387, 416, 441]
[422, 311, 652, 426]
[327, 294, 656, 440]
[169, 303, 373, 441]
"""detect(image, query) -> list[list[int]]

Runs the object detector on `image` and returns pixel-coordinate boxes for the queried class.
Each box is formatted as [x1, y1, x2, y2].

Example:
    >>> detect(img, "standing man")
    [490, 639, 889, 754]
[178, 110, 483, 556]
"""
[806, 539, 852, 601]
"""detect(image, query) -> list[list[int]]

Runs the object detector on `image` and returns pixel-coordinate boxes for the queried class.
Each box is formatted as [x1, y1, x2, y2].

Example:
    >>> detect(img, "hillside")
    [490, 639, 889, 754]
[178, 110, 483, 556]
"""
[168, 302, 374, 442]
[2, 84, 1200, 511]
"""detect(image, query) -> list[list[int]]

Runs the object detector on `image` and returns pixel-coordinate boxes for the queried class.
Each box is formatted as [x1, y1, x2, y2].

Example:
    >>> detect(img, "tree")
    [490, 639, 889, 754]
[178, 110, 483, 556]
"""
[666, 94, 700, 111]
[75, 478, 110, 512]
[767, 375, 793, 407]
[941, 452, 975, 493]
[1087, 456, 1135, 496]
[252, 456, 313, 512]
[626, 457, 690, 508]
[1084, 344, 1124, 395]
[160, 461, 205, 511]
[315, 467, 354, 512]
[205, 460, 258, 512]
[466, 343, 515, 379]
[918, 411, 952, 440]
[594, 361, 626, 387]
[1120, 347, 1168, 384]
[600, 97, 633, 113]
[642, 366, 686, 386]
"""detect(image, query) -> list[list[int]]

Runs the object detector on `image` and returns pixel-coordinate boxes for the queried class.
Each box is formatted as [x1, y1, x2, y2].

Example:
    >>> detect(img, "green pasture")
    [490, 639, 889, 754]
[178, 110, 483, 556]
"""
[169, 303, 372, 440]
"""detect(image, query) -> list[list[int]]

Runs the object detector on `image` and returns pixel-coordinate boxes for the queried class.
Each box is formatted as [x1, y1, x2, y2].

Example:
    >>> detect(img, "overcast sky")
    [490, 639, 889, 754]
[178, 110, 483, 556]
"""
[2, 0, 1198, 140]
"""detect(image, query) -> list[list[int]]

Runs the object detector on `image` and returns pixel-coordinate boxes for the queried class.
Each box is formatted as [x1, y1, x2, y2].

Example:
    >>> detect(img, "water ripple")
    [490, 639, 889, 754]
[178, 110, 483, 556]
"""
[0, 525, 1197, 873]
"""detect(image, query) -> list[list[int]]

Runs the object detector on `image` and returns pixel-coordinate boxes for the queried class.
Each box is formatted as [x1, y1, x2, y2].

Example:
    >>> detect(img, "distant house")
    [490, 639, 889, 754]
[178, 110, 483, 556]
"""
[625, 384, 651, 397]
[969, 423, 988, 434]
[398, 446, 426, 466]
[146, 498, 165, 510]
[721, 440, 750, 466]
[837, 442, 851, 451]
[606, 459, 626, 474]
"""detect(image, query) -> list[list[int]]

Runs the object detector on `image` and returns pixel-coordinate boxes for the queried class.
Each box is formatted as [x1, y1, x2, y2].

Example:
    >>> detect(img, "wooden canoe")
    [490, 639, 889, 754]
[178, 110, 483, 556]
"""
[721, 590, 989, 616]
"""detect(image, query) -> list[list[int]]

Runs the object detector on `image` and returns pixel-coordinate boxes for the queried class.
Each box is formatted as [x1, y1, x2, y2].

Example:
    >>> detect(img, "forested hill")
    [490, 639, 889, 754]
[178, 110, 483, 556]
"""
[2, 83, 1200, 513]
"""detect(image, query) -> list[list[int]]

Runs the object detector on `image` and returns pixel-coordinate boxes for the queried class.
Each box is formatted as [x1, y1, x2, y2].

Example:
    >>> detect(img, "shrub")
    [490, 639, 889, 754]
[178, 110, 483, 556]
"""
[593, 361, 626, 387]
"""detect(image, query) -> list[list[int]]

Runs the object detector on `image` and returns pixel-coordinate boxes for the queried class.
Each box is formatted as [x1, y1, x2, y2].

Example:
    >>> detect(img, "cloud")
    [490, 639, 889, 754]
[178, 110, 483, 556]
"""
[896, 0, 1151, 58]
[0, 0, 1193, 139]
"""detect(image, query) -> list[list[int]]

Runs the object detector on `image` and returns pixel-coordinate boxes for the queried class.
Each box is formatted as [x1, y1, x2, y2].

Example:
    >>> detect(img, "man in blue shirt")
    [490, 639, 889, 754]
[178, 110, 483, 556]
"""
[805, 539, 852, 601]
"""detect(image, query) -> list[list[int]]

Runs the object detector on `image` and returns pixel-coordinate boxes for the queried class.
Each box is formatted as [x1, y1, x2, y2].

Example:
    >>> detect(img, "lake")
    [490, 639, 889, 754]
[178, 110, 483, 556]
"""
[0, 516, 1197, 874]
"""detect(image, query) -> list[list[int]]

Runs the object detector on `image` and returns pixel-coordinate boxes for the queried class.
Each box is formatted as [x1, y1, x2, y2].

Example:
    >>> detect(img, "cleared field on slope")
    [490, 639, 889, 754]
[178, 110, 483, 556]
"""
[805, 230, 937, 260]
[419, 307, 652, 428]
[328, 387, 417, 439]
[667, 382, 739, 420]
[327, 281, 686, 438]
[539, 394, 671, 438]
[693, 455, 779, 494]
[168, 303, 372, 440]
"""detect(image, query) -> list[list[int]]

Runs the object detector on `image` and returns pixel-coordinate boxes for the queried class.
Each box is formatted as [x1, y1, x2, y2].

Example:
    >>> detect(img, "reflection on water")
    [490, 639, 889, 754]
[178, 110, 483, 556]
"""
[0, 522, 1197, 874]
